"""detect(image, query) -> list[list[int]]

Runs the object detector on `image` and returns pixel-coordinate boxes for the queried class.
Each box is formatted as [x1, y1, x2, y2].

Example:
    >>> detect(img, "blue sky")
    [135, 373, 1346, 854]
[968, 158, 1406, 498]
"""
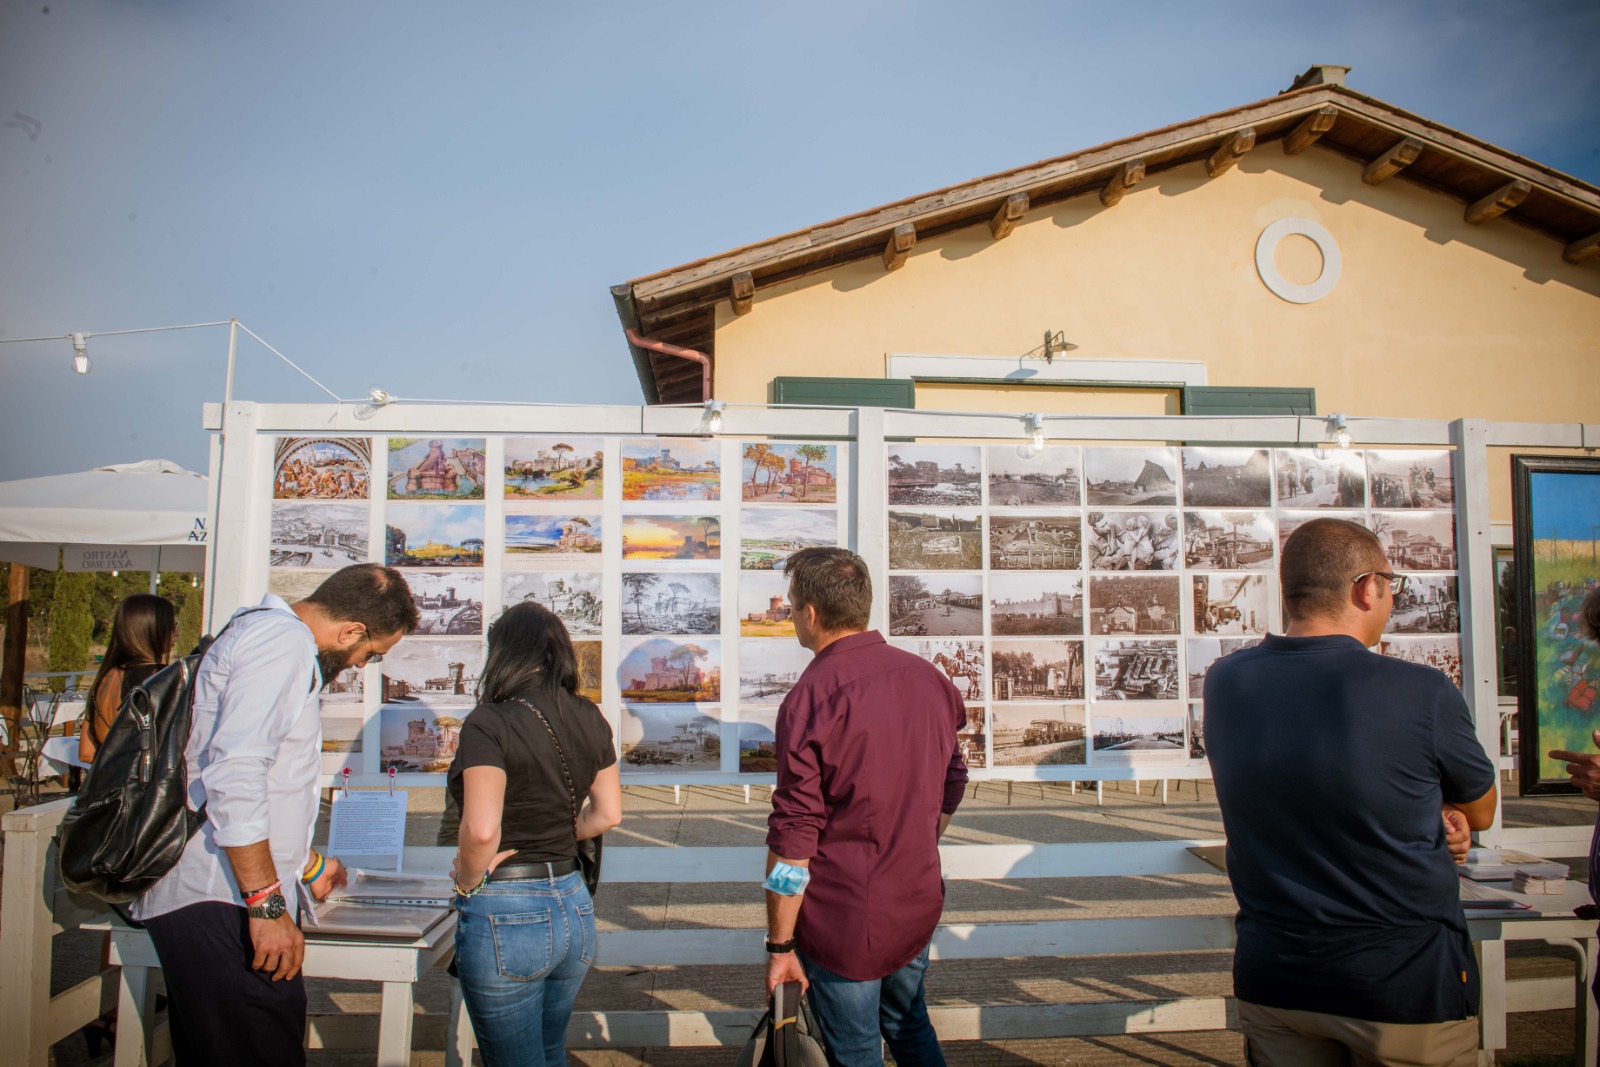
[1530, 473, 1600, 541]
[2, 1, 1597, 480]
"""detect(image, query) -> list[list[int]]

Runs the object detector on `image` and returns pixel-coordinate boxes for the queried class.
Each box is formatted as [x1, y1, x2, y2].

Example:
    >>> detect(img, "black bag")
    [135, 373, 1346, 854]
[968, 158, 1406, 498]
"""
[512, 694, 604, 897]
[58, 610, 264, 903]
[736, 981, 829, 1067]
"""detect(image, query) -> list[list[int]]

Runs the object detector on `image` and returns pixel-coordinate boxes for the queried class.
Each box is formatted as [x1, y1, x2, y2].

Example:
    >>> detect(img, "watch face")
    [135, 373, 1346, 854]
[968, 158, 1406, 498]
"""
[254, 893, 288, 920]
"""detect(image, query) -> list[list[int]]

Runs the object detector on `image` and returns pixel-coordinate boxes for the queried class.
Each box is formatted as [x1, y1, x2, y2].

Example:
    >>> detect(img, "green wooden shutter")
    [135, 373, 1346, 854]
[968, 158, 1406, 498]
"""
[769, 376, 916, 409]
[1181, 386, 1316, 416]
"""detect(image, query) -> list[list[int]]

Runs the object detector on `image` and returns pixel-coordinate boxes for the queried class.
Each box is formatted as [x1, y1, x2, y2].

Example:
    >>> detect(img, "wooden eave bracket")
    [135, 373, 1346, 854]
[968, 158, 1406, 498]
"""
[989, 192, 1029, 239]
[1099, 159, 1146, 208]
[1565, 230, 1600, 265]
[1464, 180, 1531, 225]
[1283, 105, 1339, 155]
[1362, 137, 1425, 185]
[1205, 128, 1257, 178]
[883, 222, 916, 271]
[730, 270, 755, 316]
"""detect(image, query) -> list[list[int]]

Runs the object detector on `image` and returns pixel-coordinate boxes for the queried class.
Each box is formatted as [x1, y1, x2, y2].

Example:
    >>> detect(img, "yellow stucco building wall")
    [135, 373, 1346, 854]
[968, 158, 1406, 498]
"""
[708, 147, 1600, 519]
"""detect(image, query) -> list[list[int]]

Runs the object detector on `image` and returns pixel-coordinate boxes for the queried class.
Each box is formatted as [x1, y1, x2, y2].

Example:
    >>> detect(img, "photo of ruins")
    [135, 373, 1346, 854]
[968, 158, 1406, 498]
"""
[989, 573, 1083, 636]
[987, 445, 1081, 506]
[738, 571, 794, 637]
[618, 637, 721, 703]
[741, 442, 839, 503]
[1180, 448, 1272, 508]
[1092, 639, 1179, 700]
[888, 509, 982, 570]
[620, 705, 721, 772]
[505, 436, 604, 500]
[887, 445, 982, 506]
[504, 513, 600, 558]
[621, 438, 721, 501]
[621, 572, 721, 635]
[379, 639, 481, 706]
[406, 571, 484, 635]
[380, 704, 463, 773]
[989, 514, 1080, 570]
[1084, 447, 1178, 507]
[503, 572, 603, 636]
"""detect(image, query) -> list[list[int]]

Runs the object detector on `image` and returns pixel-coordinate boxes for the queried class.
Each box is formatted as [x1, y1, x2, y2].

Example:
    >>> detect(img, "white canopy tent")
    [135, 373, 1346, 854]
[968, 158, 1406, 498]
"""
[0, 459, 209, 578]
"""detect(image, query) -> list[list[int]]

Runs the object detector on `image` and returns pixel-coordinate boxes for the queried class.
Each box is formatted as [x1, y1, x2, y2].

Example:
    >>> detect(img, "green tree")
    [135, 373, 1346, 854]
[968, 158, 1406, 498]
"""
[177, 580, 205, 655]
[46, 571, 95, 689]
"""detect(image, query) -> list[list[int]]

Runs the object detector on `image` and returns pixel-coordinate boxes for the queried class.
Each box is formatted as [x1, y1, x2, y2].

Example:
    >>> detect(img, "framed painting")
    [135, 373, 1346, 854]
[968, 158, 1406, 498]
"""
[1513, 455, 1600, 796]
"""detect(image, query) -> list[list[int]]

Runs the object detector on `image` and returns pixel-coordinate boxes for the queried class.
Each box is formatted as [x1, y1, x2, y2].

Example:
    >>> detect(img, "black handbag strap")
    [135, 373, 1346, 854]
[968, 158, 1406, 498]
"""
[512, 695, 582, 839]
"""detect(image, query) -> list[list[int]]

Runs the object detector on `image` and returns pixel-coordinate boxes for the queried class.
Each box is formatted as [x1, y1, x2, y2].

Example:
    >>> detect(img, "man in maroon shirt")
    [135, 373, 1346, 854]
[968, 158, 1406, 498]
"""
[764, 547, 969, 1066]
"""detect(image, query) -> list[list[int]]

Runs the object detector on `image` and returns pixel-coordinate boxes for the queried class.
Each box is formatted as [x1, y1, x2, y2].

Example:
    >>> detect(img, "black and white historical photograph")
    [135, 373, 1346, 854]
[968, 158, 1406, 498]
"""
[1275, 449, 1366, 508]
[739, 639, 814, 704]
[1088, 575, 1181, 636]
[989, 573, 1083, 636]
[1084, 511, 1180, 570]
[889, 573, 983, 637]
[269, 502, 369, 568]
[1188, 704, 1206, 759]
[320, 663, 364, 705]
[888, 509, 983, 570]
[1278, 511, 1366, 554]
[620, 705, 721, 773]
[1384, 575, 1460, 634]
[989, 514, 1080, 570]
[991, 704, 1086, 767]
[1372, 512, 1457, 570]
[406, 571, 484, 635]
[1084, 447, 1179, 507]
[1183, 510, 1275, 570]
[620, 572, 721, 635]
[1368, 450, 1455, 509]
[1190, 574, 1269, 635]
[957, 705, 988, 769]
[503, 571, 603, 636]
[381, 639, 481, 706]
[1092, 639, 1180, 700]
[1377, 636, 1463, 688]
[887, 445, 982, 506]
[1092, 712, 1187, 756]
[1186, 637, 1262, 699]
[893, 638, 985, 703]
[987, 445, 1081, 506]
[991, 639, 1084, 701]
[268, 568, 332, 604]
[1180, 448, 1272, 508]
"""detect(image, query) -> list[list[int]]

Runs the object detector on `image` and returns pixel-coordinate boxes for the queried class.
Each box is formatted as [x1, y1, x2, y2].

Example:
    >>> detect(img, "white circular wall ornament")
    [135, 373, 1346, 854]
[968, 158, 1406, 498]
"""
[1255, 216, 1341, 304]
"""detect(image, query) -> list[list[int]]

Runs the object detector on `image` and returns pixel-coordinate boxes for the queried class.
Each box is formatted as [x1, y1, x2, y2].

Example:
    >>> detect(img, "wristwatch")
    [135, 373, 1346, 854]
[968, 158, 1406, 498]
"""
[764, 937, 797, 954]
[247, 892, 288, 920]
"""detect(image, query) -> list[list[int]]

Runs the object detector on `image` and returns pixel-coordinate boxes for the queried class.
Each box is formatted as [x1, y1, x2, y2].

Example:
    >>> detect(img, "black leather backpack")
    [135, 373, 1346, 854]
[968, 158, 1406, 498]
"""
[59, 609, 265, 903]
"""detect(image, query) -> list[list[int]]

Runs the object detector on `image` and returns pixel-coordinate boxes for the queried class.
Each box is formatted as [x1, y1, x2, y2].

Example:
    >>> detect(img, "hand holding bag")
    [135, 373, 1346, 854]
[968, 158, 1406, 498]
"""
[736, 981, 829, 1067]
[513, 695, 603, 896]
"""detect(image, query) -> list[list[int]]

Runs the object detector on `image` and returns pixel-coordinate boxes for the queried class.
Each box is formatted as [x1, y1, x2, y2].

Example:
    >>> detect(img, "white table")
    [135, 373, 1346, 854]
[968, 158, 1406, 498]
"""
[89, 909, 463, 1067]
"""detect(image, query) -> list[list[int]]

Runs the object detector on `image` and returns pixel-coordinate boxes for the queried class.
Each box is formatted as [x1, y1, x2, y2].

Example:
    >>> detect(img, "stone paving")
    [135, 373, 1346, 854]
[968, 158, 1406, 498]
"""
[22, 777, 1598, 1064]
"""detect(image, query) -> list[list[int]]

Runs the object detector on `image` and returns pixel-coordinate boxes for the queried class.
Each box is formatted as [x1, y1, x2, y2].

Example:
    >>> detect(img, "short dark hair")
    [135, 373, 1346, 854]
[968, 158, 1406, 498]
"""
[784, 547, 872, 632]
[304, 564, 420, 637]
[1581, 585, 1600, 643]
[1281, 518, 1385, 622]
[478, 601, 581, 703]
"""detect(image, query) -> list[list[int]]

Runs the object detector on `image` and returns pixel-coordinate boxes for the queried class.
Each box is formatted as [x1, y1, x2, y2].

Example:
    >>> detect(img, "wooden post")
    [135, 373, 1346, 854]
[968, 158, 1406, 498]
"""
[1, 563, 29, 773]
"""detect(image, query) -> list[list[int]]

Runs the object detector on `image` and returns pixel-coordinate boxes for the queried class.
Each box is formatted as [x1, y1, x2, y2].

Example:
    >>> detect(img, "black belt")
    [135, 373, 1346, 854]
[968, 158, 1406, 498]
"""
[487, 858, 580, 882]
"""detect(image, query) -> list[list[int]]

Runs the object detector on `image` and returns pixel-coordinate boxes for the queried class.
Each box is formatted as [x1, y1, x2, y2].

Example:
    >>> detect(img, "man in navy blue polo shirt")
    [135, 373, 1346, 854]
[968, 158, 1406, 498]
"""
[1207, 517, 1497, 1066]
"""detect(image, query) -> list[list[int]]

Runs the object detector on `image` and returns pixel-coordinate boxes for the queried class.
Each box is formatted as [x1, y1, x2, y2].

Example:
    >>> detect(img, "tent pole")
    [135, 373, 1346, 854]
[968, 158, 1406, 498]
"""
[148, 547, 161, 595]
[1, 564, 30, 771]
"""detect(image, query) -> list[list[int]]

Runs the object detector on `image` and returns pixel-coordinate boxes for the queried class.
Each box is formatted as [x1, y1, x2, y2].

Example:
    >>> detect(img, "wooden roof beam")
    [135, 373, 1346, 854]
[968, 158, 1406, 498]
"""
[1099, 159, 1146, 208]
[730, 270, 754, 316]
[1205, 128, 1257, 178]
[1283, 105, 1338, 155]
[989, 192, 1029, 240]
[1564, 230, 1600, 264]
[1464, 179, 1531, 225]
[1362, 137, 1424, 185]
[882, 222, 916, 271]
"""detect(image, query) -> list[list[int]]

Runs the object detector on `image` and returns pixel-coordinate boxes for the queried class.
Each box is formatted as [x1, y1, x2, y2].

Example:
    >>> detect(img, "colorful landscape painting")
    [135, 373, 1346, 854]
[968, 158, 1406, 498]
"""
[738, 707, 780, 773]
[621, 515, 720, 561]
[618, 637, 721, 703]
[504, 513, 602, 558]
[622, 438, 721, 501]
[379, 703, 464, 773]
[739, 571, 795, 637]
[620, 704, 721, 772]
[387, 437, 486, 500]
[742, 442, 839, 503]
[386, 504, 484, 567]
[740, 508, 836, 570]
[274, 437, 371, 499]
[505, 436, 604, 500]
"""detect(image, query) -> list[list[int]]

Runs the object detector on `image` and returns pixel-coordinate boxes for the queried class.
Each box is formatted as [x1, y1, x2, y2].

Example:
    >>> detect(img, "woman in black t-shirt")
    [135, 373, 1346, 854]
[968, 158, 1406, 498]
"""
[448, 602, 621, 1067]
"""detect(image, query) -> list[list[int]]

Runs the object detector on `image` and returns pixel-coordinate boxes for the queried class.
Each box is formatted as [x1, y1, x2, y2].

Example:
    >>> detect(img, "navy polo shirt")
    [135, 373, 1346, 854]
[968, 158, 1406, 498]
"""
[1205, 633, 1496, 1024]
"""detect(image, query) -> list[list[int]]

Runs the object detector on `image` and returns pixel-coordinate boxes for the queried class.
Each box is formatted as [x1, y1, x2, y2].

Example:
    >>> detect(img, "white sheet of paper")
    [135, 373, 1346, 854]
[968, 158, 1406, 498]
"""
[328, 790, 408, 872]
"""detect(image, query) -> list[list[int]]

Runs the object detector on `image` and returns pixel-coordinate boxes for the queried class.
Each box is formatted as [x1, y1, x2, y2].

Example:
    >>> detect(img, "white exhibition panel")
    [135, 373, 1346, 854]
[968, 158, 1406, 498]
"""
[204, 403, 1528, 815]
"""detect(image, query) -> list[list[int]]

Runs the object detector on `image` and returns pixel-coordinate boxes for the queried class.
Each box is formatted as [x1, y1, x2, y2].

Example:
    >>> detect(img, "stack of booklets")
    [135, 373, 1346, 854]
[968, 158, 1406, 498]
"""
[1511, 869, 1569, 895]
[1460, 848, 1570, 883]
[312, 870, 455, 940]
[1458, 877, 1531, 911]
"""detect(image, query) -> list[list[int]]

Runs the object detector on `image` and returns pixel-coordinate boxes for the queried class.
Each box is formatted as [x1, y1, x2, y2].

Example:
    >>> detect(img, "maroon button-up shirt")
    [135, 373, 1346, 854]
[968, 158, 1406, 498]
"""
[766, 630, 969, 981]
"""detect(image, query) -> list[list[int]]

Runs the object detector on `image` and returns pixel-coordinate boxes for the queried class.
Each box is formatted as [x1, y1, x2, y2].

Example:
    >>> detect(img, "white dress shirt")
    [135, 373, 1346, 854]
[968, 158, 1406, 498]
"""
[132, 594, 323, 922]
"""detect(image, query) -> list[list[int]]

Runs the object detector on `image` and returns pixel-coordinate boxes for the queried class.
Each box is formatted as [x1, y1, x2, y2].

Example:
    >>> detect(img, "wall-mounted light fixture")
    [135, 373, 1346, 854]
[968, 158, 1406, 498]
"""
[1326, 413, 1351, 450]
[1022, 412, 1048, 458]
[701, 399, 727, 435]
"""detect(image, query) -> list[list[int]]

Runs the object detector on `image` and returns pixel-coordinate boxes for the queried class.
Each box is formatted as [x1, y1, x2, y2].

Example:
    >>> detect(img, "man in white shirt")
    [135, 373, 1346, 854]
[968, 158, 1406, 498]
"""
[132, 563, 418, 1066]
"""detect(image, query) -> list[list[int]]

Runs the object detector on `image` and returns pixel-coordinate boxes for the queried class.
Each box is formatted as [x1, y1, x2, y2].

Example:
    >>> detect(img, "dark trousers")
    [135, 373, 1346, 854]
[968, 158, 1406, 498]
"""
[142, 901, 307, 1066]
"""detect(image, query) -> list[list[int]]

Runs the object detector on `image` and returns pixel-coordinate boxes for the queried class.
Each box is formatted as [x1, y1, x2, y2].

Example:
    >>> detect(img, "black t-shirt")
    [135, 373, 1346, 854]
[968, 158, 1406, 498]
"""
[446, 685, 617, 865]
[1205, 634, 1497, 1024]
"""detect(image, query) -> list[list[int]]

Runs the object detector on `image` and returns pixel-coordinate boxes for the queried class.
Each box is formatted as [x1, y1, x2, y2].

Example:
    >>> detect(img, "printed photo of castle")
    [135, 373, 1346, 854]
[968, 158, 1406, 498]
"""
[741, 442, 839, 504]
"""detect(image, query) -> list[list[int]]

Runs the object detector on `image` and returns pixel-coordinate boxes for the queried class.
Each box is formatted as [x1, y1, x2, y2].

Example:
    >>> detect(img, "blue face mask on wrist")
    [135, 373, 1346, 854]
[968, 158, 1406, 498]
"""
[763, 861, 810, 897]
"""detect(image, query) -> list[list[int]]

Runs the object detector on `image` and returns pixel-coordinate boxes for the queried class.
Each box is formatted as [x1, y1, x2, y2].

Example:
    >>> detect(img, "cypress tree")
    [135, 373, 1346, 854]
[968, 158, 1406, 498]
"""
[46, 571, 95, 691]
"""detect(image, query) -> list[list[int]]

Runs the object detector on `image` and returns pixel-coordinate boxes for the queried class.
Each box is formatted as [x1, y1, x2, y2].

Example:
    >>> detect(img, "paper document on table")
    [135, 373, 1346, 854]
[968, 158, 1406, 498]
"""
[1460, 848, 1569, 882]
[335, 869, 453, 907]
[1458, 876, 1532, 910]
[310, 900, 449, 940]
[328, 789, 408, 872]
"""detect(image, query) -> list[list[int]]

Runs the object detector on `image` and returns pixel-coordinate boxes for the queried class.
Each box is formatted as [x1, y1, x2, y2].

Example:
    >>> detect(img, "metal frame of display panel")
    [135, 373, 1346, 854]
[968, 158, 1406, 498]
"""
[203, 400, 1599, 839]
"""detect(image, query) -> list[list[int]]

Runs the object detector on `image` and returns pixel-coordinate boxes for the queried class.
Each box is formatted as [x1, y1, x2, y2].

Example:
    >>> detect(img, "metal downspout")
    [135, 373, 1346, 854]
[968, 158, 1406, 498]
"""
[624, 327, 711, 403]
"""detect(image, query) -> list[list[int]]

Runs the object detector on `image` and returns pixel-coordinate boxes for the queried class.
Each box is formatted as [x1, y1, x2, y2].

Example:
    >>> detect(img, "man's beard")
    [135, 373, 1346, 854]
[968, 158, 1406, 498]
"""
[318, 646, 358, 685]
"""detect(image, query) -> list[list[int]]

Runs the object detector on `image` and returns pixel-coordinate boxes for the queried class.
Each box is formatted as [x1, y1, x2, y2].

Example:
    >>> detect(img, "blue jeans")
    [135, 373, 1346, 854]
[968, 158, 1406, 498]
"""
[799, 943, 945, 1067]
[454, 870, 596, 1067]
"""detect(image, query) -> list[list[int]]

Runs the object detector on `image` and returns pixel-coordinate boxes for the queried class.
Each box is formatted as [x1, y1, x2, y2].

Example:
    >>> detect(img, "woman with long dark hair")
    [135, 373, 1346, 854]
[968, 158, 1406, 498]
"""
[449, 602, 622, 1066]
[78, 593, 177, 764]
